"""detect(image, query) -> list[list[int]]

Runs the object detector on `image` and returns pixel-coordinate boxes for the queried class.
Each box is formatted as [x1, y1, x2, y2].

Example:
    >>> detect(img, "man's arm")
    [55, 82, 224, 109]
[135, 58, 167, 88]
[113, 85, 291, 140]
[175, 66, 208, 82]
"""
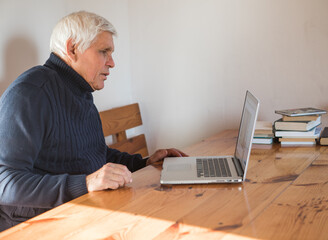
[105, 147, 147, 172]
[85, 147, 187, 192]
[0, 82, 87, 208]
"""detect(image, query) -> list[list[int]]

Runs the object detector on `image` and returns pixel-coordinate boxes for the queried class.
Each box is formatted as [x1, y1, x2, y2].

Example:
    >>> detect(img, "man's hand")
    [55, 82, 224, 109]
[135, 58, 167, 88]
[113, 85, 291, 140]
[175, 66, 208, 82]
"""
[86, 163, 132, 192]
[146, 148, 188, 165]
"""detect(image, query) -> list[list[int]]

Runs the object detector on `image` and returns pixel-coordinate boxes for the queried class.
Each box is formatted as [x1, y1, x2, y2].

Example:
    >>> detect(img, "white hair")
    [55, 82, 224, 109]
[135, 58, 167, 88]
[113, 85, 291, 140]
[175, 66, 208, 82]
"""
[50, 11, 117, 58]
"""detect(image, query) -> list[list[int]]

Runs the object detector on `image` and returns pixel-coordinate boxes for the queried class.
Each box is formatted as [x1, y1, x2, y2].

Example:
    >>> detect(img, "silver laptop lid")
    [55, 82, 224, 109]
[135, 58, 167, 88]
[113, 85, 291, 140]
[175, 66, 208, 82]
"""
[234, 91, 260, 180]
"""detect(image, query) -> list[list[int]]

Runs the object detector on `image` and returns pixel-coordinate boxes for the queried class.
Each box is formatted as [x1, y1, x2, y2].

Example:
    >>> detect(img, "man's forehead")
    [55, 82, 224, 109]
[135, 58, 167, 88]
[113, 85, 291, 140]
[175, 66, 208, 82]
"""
[93, 32, 114, 49]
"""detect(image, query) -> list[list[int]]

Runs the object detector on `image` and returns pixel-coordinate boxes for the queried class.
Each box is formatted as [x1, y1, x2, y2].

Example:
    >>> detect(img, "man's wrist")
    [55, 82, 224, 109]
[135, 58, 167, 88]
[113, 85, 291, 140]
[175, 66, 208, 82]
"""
[144, 157, 150, 166]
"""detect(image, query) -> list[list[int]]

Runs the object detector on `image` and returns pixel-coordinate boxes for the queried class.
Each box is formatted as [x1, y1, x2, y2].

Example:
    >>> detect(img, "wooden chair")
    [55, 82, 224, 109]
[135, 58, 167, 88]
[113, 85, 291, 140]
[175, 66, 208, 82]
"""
[99, 103, 149, 158]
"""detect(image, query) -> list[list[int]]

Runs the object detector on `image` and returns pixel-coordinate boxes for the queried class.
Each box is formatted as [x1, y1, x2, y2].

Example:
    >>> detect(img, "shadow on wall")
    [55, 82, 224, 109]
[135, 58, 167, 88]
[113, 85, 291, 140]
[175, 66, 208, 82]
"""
[0, 36, 38, 96]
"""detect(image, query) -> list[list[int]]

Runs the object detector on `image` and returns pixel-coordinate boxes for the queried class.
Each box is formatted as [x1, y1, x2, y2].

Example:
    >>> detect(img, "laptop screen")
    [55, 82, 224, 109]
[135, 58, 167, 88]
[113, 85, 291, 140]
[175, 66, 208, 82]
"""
[234, 91, 260, 176]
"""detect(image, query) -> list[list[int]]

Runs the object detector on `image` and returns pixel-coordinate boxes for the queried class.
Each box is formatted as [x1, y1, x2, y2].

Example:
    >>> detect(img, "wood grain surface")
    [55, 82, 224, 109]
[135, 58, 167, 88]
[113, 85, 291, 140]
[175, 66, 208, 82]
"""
[1, 130, 327, 239]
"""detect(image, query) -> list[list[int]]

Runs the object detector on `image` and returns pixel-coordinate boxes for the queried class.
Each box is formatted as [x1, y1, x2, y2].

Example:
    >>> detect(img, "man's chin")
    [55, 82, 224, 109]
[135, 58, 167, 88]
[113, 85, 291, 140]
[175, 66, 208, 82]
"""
[93, 82, 105, 91]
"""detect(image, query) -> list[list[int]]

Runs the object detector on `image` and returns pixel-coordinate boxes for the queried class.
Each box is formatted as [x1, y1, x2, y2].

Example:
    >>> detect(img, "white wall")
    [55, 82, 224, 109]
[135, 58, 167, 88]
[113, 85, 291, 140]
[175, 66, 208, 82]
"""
[128, 0, 328, 152]
[1, 0, 328, 154]
[0, 0, 65, 94]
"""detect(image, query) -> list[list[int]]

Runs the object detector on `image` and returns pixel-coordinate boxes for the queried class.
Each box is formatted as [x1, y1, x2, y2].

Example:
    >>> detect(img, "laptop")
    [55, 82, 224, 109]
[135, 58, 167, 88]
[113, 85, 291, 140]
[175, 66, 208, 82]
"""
[160, 91, 260, 184]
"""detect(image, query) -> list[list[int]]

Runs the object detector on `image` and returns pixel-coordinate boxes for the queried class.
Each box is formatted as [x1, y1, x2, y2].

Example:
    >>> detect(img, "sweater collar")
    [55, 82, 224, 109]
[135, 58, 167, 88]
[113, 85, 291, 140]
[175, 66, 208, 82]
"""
[45, 53, 94, 94]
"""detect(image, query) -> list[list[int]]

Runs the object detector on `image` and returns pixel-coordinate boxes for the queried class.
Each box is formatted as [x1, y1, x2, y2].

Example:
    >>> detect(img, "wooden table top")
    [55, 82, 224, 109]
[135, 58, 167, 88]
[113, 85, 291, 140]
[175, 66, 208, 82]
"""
[1, 129, 327, 239]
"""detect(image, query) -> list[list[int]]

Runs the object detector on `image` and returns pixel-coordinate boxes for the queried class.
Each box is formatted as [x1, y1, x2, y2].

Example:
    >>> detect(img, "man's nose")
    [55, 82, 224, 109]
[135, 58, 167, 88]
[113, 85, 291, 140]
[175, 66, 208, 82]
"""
[106, 55, 115, 68]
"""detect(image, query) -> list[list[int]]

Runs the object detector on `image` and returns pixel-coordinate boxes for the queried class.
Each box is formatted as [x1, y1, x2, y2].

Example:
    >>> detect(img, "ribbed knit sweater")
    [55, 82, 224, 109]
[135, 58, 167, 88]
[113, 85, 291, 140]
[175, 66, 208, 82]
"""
[0, 53, 146, 228]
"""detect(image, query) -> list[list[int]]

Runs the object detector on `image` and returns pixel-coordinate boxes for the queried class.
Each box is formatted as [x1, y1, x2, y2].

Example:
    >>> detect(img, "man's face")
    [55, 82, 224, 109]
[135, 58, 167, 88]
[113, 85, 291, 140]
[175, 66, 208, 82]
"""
[72, 31, 115, 90]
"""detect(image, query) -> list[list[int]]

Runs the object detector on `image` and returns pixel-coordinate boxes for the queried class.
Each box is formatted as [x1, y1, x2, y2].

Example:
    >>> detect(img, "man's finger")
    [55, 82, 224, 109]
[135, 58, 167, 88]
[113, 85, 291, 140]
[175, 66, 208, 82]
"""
[104, 163, 132, 182]
[167, 148, 189, 157]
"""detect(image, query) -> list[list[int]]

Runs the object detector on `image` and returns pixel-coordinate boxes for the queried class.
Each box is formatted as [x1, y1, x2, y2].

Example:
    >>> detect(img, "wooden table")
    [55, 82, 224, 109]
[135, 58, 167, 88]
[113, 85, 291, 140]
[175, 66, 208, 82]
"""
[0, 130, 327, 239]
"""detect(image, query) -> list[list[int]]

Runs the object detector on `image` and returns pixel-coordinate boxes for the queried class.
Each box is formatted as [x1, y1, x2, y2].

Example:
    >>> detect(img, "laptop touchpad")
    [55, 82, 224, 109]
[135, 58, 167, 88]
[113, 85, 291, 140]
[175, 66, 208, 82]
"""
[167, 164, 191, 171]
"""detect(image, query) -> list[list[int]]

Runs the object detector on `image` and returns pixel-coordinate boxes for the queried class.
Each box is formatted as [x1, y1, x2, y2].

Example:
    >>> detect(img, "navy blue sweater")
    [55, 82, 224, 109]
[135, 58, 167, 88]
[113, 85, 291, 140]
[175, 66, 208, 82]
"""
[0, 53, 146, 226]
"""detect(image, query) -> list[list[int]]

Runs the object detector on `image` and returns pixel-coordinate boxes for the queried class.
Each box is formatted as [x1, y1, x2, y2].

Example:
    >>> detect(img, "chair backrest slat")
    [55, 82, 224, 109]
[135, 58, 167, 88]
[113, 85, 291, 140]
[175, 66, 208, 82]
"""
[99, 103, 142, 136]
[99, 103, 149, 158]
[110, 134, 148, 158]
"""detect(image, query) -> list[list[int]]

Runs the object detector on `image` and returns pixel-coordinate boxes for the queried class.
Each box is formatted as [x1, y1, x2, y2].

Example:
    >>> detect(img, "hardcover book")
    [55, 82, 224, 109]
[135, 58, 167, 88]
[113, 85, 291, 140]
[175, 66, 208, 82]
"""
[253, 137, 273, 144]
[279, 138, 317, 142]
[274, 117, 321, 131]
[275, 107, 326, 117]
[254, 121, 274, 137]
[282, 115, 320, 122]
[275, 127, 322, 138]
[280, 141, 316, 146]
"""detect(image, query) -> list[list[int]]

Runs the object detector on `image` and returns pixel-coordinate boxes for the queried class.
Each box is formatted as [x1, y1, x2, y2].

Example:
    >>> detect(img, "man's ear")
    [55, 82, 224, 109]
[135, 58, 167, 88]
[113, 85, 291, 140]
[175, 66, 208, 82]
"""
[66, 39, 78, 62]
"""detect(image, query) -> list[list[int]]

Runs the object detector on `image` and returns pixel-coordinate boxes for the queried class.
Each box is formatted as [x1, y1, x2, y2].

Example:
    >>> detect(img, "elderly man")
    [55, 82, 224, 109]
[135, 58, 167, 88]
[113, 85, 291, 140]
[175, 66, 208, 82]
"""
[0, 11, 186, 230]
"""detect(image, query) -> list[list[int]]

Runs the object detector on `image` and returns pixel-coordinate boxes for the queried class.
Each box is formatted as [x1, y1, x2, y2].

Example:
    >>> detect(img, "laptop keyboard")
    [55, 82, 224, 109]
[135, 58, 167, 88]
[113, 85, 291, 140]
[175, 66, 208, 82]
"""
[196, 158, 232, 178]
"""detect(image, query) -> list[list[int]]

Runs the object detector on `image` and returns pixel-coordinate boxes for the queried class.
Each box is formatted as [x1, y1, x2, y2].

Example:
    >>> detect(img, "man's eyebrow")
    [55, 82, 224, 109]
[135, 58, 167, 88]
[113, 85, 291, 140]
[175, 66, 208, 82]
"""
[103, 47, 114, 52]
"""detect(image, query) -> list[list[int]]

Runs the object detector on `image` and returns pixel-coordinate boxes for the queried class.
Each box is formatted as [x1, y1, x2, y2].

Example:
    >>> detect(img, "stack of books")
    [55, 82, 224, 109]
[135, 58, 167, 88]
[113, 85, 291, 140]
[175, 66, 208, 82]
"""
[253, 121, 274, 144]
[274, 107, 326, 146]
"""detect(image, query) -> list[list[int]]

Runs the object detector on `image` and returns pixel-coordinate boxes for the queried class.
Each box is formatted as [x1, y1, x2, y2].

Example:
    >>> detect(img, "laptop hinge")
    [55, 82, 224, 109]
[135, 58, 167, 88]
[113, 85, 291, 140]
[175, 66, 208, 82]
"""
[232, 158, 244, 177]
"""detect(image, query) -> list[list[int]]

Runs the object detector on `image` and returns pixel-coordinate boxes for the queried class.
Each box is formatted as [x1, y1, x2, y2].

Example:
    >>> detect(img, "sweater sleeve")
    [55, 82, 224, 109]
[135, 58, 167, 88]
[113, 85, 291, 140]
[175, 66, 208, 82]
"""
[0, 82, 87, 208]
[106, 147, 147, 172]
